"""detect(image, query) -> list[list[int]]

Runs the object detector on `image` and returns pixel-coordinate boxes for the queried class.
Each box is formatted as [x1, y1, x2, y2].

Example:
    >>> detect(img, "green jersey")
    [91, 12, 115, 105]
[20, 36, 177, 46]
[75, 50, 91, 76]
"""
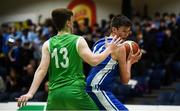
[48, 34, 85, 91]
[46, 33, 98, 110]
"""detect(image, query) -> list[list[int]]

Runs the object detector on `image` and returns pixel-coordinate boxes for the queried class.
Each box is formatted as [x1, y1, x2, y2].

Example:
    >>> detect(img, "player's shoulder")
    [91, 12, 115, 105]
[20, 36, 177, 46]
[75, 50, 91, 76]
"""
[96, 36, 112, 43]
[93, 37, 105, 47]
[43, 40, 49, 46]
[69, 33, 81, 38]
[116, 44, 126, 56]
[113, 43, 126, 61]
[42, 40, 50, 48]
[40, 40, 50, 52]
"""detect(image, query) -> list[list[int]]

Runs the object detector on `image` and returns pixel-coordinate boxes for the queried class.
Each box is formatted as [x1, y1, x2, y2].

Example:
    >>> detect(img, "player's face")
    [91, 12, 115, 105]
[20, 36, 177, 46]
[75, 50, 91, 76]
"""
[70, 16, 74, 32]
[115, 26, 131, 40]
[67, 16, 74, 32]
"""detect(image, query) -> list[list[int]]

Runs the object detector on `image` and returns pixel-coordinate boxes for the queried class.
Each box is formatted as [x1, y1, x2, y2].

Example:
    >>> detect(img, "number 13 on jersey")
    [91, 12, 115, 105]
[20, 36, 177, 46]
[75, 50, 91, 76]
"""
[51, 47, 69, 68]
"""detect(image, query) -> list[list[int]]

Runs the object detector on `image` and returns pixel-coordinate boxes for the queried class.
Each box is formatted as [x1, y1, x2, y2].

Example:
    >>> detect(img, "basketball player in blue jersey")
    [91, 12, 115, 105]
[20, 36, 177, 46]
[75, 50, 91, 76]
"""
[86, 15, 142, 111]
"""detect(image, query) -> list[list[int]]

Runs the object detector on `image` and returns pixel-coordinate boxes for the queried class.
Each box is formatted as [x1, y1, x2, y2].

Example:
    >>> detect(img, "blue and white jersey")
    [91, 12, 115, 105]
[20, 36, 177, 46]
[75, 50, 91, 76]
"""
[86, 37, 128, 111]
[86, 37, 119, 91]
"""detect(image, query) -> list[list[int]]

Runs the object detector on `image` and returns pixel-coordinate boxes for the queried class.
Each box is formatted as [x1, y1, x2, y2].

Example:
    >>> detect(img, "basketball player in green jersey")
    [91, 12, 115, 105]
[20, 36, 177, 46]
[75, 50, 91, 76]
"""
[16, 8, 123, 110]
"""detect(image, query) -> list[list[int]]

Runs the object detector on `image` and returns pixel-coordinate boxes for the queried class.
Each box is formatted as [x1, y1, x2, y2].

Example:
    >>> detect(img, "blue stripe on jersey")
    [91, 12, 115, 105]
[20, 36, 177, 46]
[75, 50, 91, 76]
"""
[102, 91, 118, 110]
[93, 37, 113, 53]
[86, 90, 106, 110]
[86, 37, 119, 90]
[98, 61, 117, 85]
[98, 68, 112, 86]
[87, 58, 118, 90]
[86, 36, 128, 111]
[86, 88, 129, 111]
[93, 37, 113, 49]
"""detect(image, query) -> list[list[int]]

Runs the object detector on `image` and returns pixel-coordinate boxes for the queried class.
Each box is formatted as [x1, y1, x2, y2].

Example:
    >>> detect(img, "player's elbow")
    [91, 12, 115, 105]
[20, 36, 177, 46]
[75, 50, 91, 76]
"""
[121, 80, 129, 85]
[37, 66, 48, 76]
[89, 59, 99, 66]
[88, 56, 101, 66]
[121, 77, 130, 84]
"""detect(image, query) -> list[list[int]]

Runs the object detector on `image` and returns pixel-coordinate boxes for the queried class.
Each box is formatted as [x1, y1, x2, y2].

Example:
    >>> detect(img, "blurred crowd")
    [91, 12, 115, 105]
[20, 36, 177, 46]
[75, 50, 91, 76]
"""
[0, 12, 180, 102]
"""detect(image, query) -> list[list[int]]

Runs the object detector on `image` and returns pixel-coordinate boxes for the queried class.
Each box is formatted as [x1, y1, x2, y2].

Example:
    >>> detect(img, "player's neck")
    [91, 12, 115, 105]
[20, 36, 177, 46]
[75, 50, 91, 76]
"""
[57, 28, 71, 36]
[110, 33, 115, 38]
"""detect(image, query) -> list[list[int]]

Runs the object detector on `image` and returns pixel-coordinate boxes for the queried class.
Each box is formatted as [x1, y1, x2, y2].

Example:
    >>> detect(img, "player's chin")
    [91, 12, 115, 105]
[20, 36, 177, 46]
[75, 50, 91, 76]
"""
[121, 37, 127, 41]
[122, 36, 129, 41]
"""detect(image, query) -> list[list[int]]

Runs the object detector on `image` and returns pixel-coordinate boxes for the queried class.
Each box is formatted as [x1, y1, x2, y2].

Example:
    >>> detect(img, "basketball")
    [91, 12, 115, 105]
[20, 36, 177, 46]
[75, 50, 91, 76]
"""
[123, 40, 139, 59]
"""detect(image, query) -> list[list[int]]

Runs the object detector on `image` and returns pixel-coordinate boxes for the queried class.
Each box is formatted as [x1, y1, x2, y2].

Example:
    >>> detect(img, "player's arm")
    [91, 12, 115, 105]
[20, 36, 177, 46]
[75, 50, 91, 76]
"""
[117, 47, 142, 84]
[116, 46, 131, 84]
[16, 40, 50, 107]
[77, 37, 121, 66]
[27, 40, 50, 97]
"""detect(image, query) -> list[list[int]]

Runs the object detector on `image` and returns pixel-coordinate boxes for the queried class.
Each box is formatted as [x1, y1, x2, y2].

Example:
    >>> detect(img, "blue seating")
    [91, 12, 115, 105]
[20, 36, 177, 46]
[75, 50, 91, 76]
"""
[112, 83, 131, 103]
[148, 68, 166, 89]
[172, 93, 180, 105]
[133, 76, 150, 95]
[156, 92, 174, 105]
[174, 83, 180, 92]
[172, 61, 180, 78]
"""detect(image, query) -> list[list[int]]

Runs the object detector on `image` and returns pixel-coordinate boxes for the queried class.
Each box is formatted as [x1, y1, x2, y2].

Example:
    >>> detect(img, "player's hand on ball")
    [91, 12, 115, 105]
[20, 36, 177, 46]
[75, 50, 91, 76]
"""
[16, 93, 33, 107]
[128, 49, 142, 64]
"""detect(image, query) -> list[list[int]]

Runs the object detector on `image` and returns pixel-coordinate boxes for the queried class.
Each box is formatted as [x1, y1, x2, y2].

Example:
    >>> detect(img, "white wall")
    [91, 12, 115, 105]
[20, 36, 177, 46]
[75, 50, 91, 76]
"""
[95, 0, 122, 23]
[0, 0, 122, 25]
[1, 0, 180, 25]
[0, 0, 71, 24]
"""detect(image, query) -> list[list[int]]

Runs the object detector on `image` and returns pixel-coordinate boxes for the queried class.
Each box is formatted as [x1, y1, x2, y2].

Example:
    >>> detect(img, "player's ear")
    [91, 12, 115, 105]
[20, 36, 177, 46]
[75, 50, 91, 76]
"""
[129, 31, 132, 35]
[66, 20, 71, 27]
[111, 27, 117, 33]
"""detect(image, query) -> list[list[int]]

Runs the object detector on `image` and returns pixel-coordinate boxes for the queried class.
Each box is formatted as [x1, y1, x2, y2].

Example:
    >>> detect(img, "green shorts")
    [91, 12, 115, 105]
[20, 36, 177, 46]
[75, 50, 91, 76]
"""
[46, 85, 99, 110]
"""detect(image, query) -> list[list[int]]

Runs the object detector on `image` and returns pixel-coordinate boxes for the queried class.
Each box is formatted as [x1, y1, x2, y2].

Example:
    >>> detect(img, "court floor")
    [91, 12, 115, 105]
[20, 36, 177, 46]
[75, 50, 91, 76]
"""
[0, 102, 180, 111]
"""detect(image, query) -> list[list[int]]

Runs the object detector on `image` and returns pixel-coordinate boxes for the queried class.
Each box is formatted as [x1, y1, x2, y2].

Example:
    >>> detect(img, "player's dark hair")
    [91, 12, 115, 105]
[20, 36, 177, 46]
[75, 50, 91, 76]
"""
[51, 8, 73, 31]
[110, 15, 132, 28]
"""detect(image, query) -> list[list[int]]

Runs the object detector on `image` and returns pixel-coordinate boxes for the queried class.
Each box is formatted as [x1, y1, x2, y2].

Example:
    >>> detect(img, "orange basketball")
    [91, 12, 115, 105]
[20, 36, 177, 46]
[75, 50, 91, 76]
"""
[123, 40, 139, 59]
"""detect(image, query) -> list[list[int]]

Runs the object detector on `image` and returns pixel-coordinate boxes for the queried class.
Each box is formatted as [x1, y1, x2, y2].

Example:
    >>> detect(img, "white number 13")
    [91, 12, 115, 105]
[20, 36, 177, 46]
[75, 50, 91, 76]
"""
[51, 47, 69, 68]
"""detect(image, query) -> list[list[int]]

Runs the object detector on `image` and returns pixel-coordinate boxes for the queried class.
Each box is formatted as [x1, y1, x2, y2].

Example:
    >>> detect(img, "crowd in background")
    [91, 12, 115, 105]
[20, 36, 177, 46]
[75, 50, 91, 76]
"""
[0, 12, 180, 103]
